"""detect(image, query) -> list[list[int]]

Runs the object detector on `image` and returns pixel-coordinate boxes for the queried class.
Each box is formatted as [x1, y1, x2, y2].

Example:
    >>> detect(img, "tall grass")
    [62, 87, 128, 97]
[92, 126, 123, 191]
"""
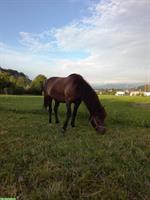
[0, 95, 150, 200]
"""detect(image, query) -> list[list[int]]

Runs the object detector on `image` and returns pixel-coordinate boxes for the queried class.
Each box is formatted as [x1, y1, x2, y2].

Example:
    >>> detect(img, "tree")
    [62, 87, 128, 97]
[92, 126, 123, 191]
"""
[9, 75, 17, 85]
[16, 76, 28, 88]
[29, 74, 47, 95]
[0, 72, 14, 94]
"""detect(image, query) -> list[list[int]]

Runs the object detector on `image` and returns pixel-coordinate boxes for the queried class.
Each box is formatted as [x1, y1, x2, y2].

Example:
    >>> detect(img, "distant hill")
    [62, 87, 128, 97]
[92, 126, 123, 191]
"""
[1, 66, 149, 92]
[0, 67, 32, 94]
[0, 67, 46, 95]
[92, 83, 147, 90]
[0, 67, 31, 82]
[137, 85, 150, 91]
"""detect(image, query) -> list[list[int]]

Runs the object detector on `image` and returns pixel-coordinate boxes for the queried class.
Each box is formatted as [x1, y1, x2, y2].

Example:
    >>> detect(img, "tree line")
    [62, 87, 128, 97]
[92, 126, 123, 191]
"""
[0, 67, 47, 95]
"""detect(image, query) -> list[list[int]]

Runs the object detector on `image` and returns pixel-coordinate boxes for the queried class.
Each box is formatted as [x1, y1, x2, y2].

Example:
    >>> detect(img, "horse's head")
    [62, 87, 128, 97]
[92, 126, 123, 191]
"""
[90, 107, 107, 134]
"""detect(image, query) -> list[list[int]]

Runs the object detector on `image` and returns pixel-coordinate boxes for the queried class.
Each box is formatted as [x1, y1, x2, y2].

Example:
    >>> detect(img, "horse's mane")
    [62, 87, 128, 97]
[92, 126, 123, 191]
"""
[67, 74, 103, 113]
[73, 75, 104, 116]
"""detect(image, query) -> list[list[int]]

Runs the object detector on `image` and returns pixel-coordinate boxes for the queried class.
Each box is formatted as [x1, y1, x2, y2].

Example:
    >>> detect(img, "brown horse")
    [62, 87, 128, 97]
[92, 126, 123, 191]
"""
[43, 74, 106, 134]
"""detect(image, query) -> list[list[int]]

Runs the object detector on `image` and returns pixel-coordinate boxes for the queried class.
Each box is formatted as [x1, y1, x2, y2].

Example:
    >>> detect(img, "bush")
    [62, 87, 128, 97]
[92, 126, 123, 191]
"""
[13, 87, 25, 95]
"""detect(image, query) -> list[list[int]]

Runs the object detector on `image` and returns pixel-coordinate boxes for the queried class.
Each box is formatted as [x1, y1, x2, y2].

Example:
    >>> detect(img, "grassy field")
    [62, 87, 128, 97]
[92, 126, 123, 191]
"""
[0, 95, 150, 200]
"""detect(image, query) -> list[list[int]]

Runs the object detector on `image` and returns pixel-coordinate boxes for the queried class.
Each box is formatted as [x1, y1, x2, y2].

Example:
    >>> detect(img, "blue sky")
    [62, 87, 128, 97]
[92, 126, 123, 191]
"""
[0, 0, 94, 45]
[0, 0, 150, 83]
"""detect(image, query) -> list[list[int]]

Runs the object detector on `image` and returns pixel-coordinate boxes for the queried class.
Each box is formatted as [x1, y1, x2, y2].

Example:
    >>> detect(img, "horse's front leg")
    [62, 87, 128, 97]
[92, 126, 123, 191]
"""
[62, 101, 71, 132]
[54, 100, 60, 123]
[71, 100, 81, 127]
[48, 97, 52, 123]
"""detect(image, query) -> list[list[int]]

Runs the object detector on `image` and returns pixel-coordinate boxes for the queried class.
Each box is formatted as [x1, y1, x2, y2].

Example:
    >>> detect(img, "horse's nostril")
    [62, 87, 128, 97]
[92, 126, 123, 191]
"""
[97, 127, 106, 134]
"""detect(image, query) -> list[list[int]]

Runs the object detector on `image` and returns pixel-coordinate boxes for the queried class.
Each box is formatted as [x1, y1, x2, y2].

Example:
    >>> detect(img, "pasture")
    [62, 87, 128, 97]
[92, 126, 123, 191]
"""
[0, 95, 150, 200]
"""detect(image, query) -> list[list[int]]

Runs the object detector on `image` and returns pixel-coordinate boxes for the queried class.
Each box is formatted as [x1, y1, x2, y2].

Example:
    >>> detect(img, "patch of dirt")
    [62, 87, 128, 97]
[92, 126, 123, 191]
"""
[131, 103, 150, 109]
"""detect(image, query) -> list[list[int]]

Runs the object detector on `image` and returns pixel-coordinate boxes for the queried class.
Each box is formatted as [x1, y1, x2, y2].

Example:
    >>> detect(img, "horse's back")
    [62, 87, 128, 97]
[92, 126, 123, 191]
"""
[44, 74, 84, 102]
[64, 74, 83, 98]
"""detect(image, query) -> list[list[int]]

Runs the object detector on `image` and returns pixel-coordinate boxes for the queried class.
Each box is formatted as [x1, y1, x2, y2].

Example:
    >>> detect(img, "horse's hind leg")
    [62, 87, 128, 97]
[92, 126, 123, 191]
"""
[54, 100, 60, 123]
[48, 97, 52, 123]
[71, 100, 81, 127]
[62, 101, 71, 132]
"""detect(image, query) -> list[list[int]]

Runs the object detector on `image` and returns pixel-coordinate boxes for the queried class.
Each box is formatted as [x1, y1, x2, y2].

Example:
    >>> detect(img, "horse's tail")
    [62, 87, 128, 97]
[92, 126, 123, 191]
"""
[43, 79, 49, 109]
[43, 94, 49, 109]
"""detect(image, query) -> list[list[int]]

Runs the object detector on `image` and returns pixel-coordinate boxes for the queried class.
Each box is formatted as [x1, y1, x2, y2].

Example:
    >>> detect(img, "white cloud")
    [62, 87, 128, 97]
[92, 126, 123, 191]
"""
[19, 31, 53, 52]
[0, 0, 150, 83]
[51, 0, 150, 82]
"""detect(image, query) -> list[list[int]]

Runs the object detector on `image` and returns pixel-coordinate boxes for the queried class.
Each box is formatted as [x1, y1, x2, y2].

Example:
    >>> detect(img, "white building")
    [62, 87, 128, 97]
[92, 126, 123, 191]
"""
[115, 91, 125, 96]
[143, 92, 150, 96]
[130, 91, 140, 96]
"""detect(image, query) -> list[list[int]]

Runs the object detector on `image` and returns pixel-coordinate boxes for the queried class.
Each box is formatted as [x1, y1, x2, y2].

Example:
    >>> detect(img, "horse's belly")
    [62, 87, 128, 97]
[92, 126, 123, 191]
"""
[54, 97, 65, 103]
[51, 93, 78, 103]
[51, 93, 66, 102]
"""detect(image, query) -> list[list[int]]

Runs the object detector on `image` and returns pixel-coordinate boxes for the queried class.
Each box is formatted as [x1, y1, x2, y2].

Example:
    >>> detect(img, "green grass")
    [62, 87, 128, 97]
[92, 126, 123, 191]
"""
[0, 95, 150, 200]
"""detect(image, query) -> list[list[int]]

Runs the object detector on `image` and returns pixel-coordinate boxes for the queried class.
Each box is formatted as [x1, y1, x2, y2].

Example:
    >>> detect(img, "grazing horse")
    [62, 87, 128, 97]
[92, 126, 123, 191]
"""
[43, 74, 106, 134]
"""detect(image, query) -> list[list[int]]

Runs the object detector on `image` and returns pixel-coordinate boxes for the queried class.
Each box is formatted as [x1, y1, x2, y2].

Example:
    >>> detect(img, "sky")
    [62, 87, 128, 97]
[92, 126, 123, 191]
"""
[0, 0, 150, 83]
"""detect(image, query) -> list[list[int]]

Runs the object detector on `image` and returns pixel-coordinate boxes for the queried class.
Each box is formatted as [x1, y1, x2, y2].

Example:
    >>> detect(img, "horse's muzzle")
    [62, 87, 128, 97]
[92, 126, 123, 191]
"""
[96, 126, 106, 134]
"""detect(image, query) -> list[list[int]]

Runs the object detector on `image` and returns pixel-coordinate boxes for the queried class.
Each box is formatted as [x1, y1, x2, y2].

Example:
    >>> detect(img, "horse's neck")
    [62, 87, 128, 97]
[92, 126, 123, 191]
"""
[82, 84, 101, 115]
